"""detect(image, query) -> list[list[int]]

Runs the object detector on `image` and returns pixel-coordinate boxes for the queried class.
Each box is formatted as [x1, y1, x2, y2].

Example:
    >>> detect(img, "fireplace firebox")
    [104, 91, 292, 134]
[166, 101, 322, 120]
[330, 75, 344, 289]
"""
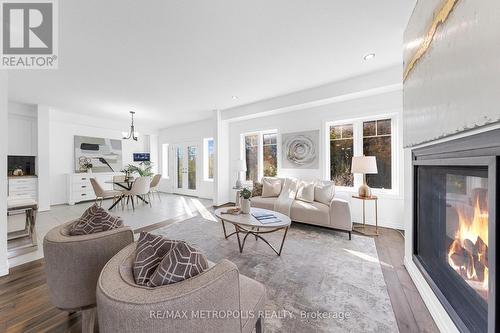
[413, 130, 498, 333]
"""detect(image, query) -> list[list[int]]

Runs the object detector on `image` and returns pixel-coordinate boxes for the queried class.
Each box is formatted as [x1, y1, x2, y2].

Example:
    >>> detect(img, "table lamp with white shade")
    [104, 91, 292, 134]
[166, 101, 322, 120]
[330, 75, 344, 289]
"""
[351, 156, 378, 197]
[233, 159, 247, 189]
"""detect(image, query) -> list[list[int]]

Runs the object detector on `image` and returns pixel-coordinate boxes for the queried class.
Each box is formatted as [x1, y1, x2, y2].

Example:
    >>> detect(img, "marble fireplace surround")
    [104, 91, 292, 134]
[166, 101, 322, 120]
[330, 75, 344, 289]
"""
[403, 0, 500, 331]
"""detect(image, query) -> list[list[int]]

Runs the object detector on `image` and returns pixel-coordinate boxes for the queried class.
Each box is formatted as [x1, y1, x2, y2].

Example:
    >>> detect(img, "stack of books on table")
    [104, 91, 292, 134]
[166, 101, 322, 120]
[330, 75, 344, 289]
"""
[252, 209, 281, 224]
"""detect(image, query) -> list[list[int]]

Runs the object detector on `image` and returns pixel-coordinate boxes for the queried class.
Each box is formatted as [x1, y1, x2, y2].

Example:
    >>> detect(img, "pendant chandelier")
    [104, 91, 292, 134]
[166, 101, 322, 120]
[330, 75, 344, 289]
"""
[122, 111, 139, 141]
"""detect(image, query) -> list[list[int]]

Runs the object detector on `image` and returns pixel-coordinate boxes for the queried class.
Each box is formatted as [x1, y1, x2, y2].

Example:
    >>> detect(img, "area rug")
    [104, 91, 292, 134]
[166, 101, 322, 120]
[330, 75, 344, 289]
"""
[154, 215, 399, 333]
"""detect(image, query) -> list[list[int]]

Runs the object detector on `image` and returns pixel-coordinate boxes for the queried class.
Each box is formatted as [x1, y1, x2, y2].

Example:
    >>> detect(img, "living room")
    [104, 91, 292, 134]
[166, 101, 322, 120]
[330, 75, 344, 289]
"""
[1, 1, 499, 332]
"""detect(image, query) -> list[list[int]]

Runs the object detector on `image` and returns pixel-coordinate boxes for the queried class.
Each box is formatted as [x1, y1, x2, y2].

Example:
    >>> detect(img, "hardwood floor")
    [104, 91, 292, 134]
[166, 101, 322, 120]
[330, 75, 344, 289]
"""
[0, 223, 439, 332]
[367, 225, 440, 333]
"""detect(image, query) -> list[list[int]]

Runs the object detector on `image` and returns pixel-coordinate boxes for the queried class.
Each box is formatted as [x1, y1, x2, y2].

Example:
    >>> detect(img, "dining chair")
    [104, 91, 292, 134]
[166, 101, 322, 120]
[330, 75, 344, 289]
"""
[90, 178, 123, 208]
[122, 176, 151, 211]
[112, 175, 126, 191]
[149, 174, 162, 200]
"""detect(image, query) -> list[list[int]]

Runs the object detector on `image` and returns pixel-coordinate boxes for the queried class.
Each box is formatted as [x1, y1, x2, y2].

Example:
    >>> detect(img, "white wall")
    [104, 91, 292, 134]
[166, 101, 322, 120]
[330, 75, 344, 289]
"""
[8, 102, 37, 156]
[225, 89, 405, 229]
[48, 109, 157, 205]
[0, 72, 9, 276]
[37, 105, 51, 211]
[158, 118, 215, 199]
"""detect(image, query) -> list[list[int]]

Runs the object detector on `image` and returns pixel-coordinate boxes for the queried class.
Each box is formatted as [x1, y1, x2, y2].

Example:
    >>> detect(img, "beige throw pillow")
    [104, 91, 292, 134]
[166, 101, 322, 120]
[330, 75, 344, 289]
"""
[261, 177, 282, 197]
[314, 181, 335, 205]
[296, 181, 315, 203]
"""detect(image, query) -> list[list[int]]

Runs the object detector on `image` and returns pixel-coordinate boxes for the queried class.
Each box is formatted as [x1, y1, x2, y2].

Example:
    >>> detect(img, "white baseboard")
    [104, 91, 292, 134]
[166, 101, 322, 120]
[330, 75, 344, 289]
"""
[355, 220, 404, 230]
[0, 260, 9, 277]
[404, 256, 459, 333]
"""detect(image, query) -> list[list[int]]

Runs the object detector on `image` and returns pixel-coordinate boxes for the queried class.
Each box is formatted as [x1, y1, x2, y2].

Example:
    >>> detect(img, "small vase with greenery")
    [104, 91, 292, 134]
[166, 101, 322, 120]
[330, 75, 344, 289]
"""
[239, 188, 252, 214]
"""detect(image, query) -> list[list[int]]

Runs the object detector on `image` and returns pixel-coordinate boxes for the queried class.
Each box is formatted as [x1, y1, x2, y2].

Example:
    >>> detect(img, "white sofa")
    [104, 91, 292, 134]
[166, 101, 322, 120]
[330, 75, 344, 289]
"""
[251, 179, 352, 239]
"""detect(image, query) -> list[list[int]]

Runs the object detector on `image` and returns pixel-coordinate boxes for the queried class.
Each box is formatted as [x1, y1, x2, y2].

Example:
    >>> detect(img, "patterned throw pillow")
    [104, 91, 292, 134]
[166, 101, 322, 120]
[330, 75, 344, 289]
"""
[133, 232, 179, 285]
[148, 241, 209, 287]
[69, 204, 123, 236]
[251, 182, 263, 197]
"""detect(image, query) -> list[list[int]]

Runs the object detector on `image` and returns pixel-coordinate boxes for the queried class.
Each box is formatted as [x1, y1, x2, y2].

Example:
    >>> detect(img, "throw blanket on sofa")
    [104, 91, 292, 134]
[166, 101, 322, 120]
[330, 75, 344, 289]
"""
[274, 178, 299, 216]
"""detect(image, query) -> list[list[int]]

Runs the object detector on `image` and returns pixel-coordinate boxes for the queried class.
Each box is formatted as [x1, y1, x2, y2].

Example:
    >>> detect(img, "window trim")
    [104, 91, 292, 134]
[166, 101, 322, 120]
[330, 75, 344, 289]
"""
[325, 114, 399, 196]
[161, 143, 169, 179]
[203, 137, 214, 182]
[240, 129, 278, 184]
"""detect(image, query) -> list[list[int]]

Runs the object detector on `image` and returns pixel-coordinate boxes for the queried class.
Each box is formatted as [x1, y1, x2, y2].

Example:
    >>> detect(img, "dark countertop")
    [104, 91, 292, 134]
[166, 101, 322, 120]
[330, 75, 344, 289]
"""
[8, 175, 38, 179]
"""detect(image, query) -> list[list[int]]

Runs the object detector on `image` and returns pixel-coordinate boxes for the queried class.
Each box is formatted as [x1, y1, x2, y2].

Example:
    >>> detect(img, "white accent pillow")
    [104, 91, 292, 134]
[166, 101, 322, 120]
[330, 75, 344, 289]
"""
[314, 181, 335, 205]
[296, 181, 315, 203]
[262, 177, 282, 197]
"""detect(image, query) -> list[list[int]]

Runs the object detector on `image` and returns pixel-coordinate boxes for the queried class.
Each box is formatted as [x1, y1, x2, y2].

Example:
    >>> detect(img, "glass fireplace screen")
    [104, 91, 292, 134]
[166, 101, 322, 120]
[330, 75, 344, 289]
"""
[415, 165, 489, 332]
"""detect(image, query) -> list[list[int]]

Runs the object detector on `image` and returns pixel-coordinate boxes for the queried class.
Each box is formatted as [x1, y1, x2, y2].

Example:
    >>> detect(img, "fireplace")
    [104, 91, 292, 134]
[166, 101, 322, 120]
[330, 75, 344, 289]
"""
[413, 130, 498, 333]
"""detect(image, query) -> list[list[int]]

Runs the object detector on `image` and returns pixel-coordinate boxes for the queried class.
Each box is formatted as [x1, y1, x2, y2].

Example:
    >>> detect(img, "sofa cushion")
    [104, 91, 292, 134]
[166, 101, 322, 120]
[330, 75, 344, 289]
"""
[69, 204, 123, 236]
[296, 181, 315, 203]
[148, 241, 209, 287]
[314, 181, 335, 205]
[133, 232, 179, 285]
[250, 196, 277, 210]
[290, 200, 330, 226]
[251, 182, 263, 197]
[261, 177, 282, 197]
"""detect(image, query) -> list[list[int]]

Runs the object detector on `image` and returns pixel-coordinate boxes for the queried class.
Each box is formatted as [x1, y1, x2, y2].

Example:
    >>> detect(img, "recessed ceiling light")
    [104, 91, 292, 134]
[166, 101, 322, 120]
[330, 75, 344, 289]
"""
[232, 96, 239, 100]
[363, 53, 375, 61]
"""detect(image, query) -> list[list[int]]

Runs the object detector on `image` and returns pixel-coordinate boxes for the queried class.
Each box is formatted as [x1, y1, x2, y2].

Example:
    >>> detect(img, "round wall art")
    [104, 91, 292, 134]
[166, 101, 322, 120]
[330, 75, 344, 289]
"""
[281, 130, 319, 169]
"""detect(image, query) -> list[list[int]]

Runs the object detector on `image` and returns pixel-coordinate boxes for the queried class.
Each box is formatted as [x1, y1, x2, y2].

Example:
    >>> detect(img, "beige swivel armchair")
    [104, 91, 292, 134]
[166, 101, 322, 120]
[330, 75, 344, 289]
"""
[43, 221, 134, 333]
[97, 243, 266, 333]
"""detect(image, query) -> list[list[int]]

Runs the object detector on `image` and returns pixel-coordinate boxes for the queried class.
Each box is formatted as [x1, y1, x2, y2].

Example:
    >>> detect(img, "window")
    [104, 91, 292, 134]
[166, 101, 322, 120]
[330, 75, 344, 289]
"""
[263, 133, 277, 177]
[161, 143, 169, 178]
[363, 119, 392, 189]
[243, 130, 278, 183]
[244, 134, 259, 183]
[329, 124, 354, 187]
[203, 138, 214, 181]
[328, 117, 394, 191]
[187, 146, 196, 190]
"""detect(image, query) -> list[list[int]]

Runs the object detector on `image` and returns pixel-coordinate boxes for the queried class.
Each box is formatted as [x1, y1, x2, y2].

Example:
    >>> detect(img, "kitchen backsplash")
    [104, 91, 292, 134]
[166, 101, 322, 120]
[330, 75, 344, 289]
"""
[8, 155, 36, 176]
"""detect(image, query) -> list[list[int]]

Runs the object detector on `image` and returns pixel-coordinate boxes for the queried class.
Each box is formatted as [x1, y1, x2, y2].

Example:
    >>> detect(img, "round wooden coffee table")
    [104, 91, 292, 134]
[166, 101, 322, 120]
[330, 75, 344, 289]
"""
[214, 207, 291, 256]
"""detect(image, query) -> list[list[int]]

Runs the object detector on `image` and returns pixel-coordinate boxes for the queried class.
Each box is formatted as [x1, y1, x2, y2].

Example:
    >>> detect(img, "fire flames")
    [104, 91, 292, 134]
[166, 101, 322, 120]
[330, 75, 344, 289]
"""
[447, 197, 489, 300]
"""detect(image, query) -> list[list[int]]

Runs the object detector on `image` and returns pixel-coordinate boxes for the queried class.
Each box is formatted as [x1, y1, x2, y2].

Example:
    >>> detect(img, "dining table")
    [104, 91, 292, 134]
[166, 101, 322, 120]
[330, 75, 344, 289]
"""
[104, 179, 149, 210]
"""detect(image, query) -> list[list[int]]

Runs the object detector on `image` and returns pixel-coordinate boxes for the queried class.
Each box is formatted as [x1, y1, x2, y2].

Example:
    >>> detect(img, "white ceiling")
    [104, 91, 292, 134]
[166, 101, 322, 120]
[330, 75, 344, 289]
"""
[8, 0, 415, 129]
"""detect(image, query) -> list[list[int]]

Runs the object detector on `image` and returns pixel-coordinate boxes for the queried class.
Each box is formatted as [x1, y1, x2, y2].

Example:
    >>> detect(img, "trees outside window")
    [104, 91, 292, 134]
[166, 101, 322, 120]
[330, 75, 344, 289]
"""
[243, 131, 278, 183]
[328, 117, 394, 191]
[204, 138, 214, 181]
[329, 124, 354, 187]
[363, 119, 392, 189]
[263, 133, 277, 177]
